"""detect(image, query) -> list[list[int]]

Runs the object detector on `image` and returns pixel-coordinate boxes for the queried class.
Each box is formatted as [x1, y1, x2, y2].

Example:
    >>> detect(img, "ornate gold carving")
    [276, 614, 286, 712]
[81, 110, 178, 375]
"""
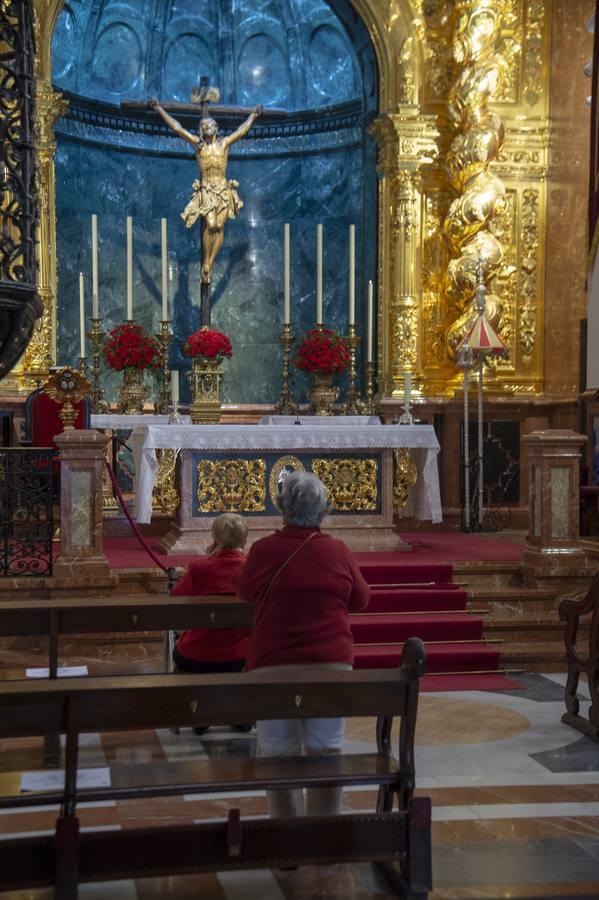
[197, 459, 266, 513]
[311, 458, 378, 512]
[269, 456, 305, 507]
[519, 186, 539, 366]
[442, 1, 508, 360]
[44, 367, 89, 430]
[393, 448, 418, 510]
[154, 449, 180, 518]
[21, 73, 68, 379]
[522, 0, 546, 109]
[189, 355, 223, 424]
[369, 110, 438, 396]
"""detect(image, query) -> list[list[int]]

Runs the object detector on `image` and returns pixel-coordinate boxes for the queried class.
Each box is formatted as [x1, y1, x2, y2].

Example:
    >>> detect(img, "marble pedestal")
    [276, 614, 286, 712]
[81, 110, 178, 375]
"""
[521, 429, 588, 579]
[53, 429, 115, 586]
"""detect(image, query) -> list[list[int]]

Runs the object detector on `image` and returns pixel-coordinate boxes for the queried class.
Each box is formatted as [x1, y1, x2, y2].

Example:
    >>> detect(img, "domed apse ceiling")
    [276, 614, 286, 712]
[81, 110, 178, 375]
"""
[52, 0, 376, 111]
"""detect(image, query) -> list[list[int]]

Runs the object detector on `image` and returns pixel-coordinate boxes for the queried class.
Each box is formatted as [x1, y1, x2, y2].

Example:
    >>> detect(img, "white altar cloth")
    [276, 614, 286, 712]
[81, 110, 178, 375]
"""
[91, 414, 191, 429]
[130, 422, 442, 525]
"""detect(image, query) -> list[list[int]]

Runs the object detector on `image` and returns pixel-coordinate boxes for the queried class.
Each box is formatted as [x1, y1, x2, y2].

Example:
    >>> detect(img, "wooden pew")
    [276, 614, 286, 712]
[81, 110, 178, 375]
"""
[0, 594, 254, 763]
[559, 572, 599, 741]
[0, 638, 431, 899]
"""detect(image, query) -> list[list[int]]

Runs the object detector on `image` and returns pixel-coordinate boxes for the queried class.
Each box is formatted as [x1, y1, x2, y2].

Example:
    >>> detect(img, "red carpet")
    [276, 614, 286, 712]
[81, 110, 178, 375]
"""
[96, 534, 522, 691]
[352, 552, 520, 691]
[97, 532, 524, 570]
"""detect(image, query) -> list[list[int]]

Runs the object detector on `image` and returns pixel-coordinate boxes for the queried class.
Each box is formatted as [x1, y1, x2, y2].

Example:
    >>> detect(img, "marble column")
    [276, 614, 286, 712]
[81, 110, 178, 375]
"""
[53, 429, 114, 585]
[521, 430, 588, 578]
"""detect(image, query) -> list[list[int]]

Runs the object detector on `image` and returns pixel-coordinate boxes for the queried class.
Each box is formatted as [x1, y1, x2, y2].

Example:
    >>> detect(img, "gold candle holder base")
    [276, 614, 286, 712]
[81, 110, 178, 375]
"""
[275, 324, 297, 415]
[363, 361, 376, 414]
[87, 318, 109, 414]
[154, 320, 173, 414]
[342, 325, 365, 415]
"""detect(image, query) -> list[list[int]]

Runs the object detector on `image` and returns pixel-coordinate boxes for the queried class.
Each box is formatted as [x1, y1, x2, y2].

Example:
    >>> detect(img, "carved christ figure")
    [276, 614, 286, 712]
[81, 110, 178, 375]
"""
[148, 97, 262, 284]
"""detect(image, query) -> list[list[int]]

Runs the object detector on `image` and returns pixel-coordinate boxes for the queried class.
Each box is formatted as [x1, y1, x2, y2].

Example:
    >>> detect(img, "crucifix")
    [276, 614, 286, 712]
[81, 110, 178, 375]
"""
[122, 78, 264, 326]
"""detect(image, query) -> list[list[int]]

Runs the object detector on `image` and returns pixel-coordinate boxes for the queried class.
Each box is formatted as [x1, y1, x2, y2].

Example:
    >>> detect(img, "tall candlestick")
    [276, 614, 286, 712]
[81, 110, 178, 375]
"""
[91, 214, 99, 318]
[284, 223, 290, 325]
[126, 216, 133, 320]
[367, 280, 373, 362]
[316, 223, 323, 325]
[79, 272, 86, 358]
[171, 369, 179, 407]
[349, 223, 355, 326]
[161, 218, 168, 320]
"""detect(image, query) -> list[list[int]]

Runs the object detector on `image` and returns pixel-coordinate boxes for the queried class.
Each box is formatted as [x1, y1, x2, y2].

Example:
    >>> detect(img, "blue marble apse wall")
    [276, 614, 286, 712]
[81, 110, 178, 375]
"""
[52, 0, 378, 404]
[56, 138, 377, 404]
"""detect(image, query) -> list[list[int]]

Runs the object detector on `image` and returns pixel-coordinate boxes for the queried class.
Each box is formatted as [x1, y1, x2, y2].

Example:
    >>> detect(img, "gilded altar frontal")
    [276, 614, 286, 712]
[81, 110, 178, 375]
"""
[4, 0, 591, 413]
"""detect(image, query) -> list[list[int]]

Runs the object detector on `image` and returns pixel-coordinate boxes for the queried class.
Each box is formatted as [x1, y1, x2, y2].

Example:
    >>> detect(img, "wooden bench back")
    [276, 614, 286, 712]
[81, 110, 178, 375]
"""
[0, 594, 253, 637]
[0, 638, 425, 738]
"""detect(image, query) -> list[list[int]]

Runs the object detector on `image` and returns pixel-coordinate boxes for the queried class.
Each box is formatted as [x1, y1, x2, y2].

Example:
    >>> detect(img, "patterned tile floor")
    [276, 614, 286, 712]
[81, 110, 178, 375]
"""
[1, 672, 599, 899]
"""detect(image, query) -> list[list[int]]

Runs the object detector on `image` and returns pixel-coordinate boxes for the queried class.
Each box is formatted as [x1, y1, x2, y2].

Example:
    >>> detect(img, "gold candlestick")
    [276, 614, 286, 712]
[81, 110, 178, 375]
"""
[78, 356, 88, 377]
[342, 325, 364, 414]
[154, 320, 173, 414]
[275, 324, 298, 415]
[363, 361, 376, 414]
[87, 318, 109, 413]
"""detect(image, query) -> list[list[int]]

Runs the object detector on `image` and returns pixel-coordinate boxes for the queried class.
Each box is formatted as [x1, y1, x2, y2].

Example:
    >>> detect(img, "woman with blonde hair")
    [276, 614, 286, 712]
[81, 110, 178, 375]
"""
[171, 514, 250, 732]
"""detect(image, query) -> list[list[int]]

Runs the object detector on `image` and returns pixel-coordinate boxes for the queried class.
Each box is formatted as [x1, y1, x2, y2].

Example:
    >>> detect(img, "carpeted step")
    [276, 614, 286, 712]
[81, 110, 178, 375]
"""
[354, 641, 502, 673]
[367, 588, 469, 614]
[350, 613, 484, 644]
[358, 562, 454, 585]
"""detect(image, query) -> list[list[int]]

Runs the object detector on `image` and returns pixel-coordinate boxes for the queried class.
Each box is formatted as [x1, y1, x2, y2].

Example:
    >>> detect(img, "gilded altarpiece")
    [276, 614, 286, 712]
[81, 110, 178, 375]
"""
[8, 1, 562, 406]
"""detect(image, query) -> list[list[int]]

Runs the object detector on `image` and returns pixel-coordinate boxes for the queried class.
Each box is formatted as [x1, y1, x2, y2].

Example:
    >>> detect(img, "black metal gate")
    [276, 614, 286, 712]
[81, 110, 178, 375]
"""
[0, 449, 53, 576]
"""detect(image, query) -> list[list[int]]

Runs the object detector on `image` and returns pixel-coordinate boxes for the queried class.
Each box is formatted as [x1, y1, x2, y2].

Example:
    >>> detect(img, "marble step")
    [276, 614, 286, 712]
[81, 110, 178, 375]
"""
[499, 640, 569, 672]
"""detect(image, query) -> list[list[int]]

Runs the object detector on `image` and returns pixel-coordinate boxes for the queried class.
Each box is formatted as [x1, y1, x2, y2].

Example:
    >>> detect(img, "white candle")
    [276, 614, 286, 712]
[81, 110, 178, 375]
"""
[367, 280, 374, 362]
[91, 214, 99, 318]
[349, 224, 355, 326]
[171, 370, 179, 407]
[79, 272, 86, 358]
[316, 223, 323, 325]
[126, 216, 133, 320]
[161, 218, 168, 320]
[284, 223, 290, 325]
[404, 371, 412, 405]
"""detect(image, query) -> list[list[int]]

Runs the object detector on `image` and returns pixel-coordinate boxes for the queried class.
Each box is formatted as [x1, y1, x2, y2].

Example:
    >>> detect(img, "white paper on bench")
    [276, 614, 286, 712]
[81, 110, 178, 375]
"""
[26, 666, 89, 678]
[21, 767, 111, 792]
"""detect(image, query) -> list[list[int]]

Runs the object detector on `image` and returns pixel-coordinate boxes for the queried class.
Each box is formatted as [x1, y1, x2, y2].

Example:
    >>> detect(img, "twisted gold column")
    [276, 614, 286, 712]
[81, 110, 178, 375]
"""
[442, 0, 507, 360]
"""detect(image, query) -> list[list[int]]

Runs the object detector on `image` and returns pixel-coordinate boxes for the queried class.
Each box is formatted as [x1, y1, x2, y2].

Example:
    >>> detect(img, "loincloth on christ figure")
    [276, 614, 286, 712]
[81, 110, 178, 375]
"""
[181, 179, 243, 228]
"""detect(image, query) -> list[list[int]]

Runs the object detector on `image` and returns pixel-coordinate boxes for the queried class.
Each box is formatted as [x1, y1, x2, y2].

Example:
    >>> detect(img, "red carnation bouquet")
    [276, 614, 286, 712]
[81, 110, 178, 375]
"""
[183, 327, 233, 360]
[294, 328, 350, 375]
[103, 323, 161, 371]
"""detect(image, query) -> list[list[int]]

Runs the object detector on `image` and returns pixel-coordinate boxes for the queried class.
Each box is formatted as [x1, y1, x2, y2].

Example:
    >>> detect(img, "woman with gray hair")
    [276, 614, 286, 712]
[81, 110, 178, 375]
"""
[233, 471, 370, 819]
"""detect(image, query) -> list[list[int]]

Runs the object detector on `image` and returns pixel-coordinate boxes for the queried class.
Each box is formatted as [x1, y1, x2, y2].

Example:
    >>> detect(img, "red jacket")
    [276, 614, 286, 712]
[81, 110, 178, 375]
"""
[172, 550, 248, 662]
[232, 525, 370, 671]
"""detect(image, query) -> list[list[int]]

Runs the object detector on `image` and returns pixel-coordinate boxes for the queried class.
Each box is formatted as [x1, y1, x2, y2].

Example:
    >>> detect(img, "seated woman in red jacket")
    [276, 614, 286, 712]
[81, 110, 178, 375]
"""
[233, 471, 370, 818]
[171, 513, 250, 732]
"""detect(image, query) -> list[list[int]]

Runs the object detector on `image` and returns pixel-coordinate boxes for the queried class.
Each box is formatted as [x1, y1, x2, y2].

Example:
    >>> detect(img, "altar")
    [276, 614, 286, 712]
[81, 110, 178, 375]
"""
[130, 417, 442, 554]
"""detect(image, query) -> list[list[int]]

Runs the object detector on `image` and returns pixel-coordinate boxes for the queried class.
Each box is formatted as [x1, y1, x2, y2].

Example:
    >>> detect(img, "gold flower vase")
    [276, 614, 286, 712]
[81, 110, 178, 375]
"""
[117, 367, 149, 415]
[308, 371, 339, 416]
[189, 355, 223, 424]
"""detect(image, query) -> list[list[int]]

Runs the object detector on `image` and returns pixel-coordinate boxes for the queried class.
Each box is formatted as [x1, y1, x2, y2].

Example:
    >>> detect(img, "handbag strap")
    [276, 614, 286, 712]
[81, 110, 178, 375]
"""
[252, 531, 319, 629]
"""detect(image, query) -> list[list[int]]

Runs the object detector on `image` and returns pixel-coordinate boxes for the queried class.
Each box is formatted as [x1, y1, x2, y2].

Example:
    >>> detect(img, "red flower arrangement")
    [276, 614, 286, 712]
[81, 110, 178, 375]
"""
[294, 328, 350, 375]
[103, 323, 161, 371]
[183, 327, 233, 360]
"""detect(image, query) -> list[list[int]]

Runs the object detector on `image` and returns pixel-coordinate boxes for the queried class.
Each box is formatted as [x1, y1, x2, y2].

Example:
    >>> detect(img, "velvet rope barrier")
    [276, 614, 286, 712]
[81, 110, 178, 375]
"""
[105, 461, 177, 591]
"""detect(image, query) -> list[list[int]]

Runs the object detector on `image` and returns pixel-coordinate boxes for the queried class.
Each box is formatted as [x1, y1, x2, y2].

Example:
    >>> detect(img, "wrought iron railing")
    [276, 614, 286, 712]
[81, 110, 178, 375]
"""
[0, 449, 53, 576]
